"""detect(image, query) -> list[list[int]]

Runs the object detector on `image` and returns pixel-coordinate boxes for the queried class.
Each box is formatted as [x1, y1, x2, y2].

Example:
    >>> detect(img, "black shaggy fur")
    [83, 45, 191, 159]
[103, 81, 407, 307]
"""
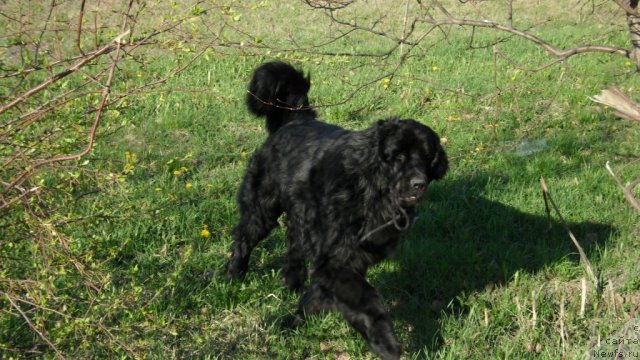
[226, 61, 448, 359]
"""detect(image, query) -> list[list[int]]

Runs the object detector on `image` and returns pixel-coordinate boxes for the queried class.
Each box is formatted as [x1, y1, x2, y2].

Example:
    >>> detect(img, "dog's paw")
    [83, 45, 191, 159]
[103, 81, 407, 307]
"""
[281, 313, 305, 329]
[369, 338, 401, 360]
[283, 265, 307, 292]
[367, 319, 401, 360]
[225, 257, 248, 279]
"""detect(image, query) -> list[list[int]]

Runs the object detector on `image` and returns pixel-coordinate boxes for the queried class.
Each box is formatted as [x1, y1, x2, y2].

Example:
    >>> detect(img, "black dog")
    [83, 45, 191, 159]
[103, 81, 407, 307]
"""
[226, 61, 448, 359]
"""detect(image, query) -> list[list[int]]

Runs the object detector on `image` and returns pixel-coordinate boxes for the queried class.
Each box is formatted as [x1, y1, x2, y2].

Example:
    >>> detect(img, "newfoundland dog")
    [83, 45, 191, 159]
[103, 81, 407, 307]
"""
[226, 61, 448, 359]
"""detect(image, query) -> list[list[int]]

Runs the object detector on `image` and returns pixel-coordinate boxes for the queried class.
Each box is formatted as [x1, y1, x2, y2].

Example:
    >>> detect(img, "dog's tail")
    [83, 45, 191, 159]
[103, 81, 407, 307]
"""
[246, 61, 316, 134]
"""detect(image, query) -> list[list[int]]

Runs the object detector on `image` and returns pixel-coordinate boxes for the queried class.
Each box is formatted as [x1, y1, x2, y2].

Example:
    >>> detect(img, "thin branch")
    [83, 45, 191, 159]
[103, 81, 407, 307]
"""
[4, 293, 66, 360]
[301, 0, 630, 64]
[0, 30, 130, 115]
[2, 30, 128, 199]
[540, 178, 601, 291]
[96, 323, 137, 357]
[420, 16, 629, 60]
[76, 0, 87, 56]
[0, 183, 39, 210]
[33, 0, 57, 67]
[605, 161, 640, 215]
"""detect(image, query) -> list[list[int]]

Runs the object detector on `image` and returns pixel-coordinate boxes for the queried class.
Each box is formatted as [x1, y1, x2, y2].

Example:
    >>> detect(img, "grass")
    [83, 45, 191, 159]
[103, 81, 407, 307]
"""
[2, 1, 640, 359]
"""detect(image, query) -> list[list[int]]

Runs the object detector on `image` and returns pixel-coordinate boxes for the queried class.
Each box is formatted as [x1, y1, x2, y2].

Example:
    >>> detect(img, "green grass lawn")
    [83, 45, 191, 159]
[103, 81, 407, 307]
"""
[2, 1, 640, 359]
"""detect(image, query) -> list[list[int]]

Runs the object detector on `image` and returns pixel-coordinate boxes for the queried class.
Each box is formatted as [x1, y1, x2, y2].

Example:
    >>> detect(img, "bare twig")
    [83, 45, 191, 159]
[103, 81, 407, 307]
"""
[605, 161, 640, 215]
[559, 294, 567, 357]
[540, 178, 601, 291]
[0, 30, 130, 115]
[580, 277, 587, 318]
[33, 0, 57, 67]
[96, 323, 136, 358]
[421, 16, 629, 60]
[531, 290, 537, 327]
[303, 0, 631, 65]
[76, 0, 87, 56]
[5, 293, 66, 360]
[1, 30, 128, 204]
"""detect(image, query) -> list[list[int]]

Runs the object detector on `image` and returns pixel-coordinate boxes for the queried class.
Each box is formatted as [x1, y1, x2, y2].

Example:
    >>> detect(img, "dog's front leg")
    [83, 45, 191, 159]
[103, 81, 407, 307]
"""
[313, 262, 401, 360]
[283, 221, 308, 292]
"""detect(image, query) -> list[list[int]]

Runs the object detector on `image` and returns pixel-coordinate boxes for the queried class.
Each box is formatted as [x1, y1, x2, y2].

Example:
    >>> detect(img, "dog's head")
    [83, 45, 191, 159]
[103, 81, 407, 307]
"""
[247, 61, 311, 113]
[376, 119, 448, 207]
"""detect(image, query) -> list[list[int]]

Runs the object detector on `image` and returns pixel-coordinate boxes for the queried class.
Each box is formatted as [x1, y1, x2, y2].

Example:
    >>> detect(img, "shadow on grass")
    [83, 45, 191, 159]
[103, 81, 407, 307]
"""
[379, 172, 615, 355]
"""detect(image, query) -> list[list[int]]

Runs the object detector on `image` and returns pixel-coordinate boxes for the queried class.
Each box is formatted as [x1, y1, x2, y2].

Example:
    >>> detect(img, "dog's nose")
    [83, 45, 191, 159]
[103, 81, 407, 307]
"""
[410, 177, 426, 190]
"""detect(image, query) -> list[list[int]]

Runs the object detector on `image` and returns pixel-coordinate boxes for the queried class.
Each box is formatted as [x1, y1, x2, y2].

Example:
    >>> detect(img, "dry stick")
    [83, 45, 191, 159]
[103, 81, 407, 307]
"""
[606, 161, 640, 215]
[399, 0, 410, 61]
[531, 290, 537, 328]
[580, 277, 587, 318]
[559, 294, 567, 357]
[0, 185, 40, 210]
[590, 87, 640, 122]
[540, 178, 600, 291]
[96, 323, 136, 358]
[0, 30, 130, 115]
[4, 293, 66, 360]
[514, 296, 525, 325]
[484, 307, 490, 327]
[609, 281, 618, 315]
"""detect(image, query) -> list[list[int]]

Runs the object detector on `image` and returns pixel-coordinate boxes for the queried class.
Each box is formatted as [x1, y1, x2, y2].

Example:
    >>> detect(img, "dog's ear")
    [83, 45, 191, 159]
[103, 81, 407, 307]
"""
[428, 146, 448, 181]
[375, 119, 401, 162]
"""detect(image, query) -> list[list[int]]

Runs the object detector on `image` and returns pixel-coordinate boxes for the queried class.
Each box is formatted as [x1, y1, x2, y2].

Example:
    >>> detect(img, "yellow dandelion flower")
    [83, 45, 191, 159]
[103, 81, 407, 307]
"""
[625, 60, 633, 67]
[432, 66, 440, 71]
[155, 187, 162, 192]
[241, 151, 248, 159]
[185, 183, 193, 189]
[201, 224, 211, 238]
[173, 170, 181, 176]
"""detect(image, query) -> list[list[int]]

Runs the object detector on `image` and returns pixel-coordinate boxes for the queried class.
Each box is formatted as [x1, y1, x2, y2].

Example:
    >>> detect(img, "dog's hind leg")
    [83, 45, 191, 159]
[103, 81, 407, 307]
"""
[227, 206, 280, 278]
[310, 262, 401, 360]
[226, 159, 281, 279]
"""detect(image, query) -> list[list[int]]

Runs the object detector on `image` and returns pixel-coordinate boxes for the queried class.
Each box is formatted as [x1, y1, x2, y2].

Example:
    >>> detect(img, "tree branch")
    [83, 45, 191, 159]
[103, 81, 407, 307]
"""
[0, 30, 130, 115]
